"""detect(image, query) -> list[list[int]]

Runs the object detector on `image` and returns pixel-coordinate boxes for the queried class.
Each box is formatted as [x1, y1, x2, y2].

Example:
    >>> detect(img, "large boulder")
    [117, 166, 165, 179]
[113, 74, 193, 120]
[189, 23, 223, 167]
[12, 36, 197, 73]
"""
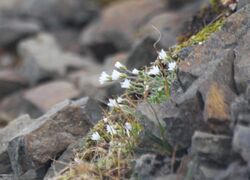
[7, 97, 102, 178]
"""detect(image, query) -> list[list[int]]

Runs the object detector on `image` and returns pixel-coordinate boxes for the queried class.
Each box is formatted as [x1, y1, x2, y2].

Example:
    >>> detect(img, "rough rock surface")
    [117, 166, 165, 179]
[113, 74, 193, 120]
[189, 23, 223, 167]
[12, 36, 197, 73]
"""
[7, 97, 102, 177]
[0, 115, 33, 174]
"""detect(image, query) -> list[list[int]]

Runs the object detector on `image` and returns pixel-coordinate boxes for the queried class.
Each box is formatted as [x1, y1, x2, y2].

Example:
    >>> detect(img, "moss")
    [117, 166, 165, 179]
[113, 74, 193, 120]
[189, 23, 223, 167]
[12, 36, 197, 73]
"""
[170, 17, 225, 59]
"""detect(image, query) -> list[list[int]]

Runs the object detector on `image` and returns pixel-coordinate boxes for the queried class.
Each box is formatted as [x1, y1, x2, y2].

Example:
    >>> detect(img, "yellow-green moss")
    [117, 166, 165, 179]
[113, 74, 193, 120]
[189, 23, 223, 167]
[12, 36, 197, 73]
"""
[170, 17, 225, 59]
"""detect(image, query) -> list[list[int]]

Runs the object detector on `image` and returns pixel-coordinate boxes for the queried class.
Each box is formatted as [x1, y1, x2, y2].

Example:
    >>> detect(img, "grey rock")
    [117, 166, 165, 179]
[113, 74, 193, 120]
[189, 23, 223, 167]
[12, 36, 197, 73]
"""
[18, 33, 96, 85]
[7, 97, 102, 176]
[0, 0, 99, 28]
[215, 162, 249, 180]
[0, 18, 40, 48]
[126, 36, 158, 70]
[0, 115, 33, 174]
[131, 154, 171, 180]
[44, 138, 86, 179]
[191, 131, 233, 166]
[233, 125, 250, 166]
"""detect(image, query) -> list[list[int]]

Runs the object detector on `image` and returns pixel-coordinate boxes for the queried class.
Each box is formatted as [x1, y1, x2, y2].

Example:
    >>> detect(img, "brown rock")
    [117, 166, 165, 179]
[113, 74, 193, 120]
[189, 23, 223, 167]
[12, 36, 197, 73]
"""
[204, 83, 236, 128]
[24, 81, 79, 112]
[7, 97, 102, 176]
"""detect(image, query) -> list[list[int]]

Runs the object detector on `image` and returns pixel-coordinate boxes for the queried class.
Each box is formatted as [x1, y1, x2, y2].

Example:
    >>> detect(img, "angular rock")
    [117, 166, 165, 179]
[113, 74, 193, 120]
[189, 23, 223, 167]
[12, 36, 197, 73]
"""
[24, 81, 79, 112]
[191, 131, 233, 166]
[44, 138, 86, 179]
[131, 154, 172, 180]
[0, 114, 33, 174]
[233, 125, 250, 166]
[234, 30, 250, 94]
[0, 69, 27, 99]
[80, 0, 166, 60]
[126, 36, 158, 70]
[0, 92, 43, 120]
[0, 18, 40, 48]
[215, 162, 249, 180]
[0, 0, 99, 28]
[18, 33, 96, 84]
[7, 97, 102, 176]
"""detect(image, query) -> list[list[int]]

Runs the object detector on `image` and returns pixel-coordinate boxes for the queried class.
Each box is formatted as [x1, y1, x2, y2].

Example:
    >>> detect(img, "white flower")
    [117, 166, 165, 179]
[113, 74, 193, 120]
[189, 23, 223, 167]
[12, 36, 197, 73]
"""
[91, 132, 101, 141]
[132, 68, 139, 75]
[99, 72, 111, 85]
[103, 117, 108, 123]
[107, 98, 119, 108]
[106, 125, 117, 135]
[125, 122, 132, 131]
[117, 97, 124, 103]
[115, 61, 126, 70]
[121, 79, 131, 89]
[158, 49, 167, 60]
[125, 122, 132, 137]
[148, 66, 160, 75]
[111, 70, 125, 80]
[168, 62, 177, 71]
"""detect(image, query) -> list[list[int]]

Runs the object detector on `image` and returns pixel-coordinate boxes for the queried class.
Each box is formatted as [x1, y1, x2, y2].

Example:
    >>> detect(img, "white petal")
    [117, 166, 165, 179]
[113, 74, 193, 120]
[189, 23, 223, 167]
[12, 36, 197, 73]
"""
[111, 70, 122, 80]
[107, 99, 118, 107]
[91, 132, 101, 141]
[115, 61, 126, 69]
[106, 125, 117, 135]
[121, 79, 131, 89]
[148, 66, 160, 75]
[168, 62, 176, 71]
[99, 71, 110, 84]
[117, 97, 124, 103]
[132, 68, 139, 75]
[125, 122, 132, 131]
[158, 49, 167, 60]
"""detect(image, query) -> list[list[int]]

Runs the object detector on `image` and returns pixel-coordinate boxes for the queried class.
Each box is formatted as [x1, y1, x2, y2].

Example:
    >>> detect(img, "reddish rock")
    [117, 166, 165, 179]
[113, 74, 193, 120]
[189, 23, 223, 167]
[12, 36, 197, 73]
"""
[24, 81, 79, 112]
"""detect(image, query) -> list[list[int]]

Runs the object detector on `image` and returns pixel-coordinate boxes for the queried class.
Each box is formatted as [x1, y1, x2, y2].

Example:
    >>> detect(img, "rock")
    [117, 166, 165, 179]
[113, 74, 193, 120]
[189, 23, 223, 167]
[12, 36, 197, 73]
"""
[44, 138, 86, 179]
[126, 36, 158, 70]
[191, 131, 233, 166]
[215, 162, 249, 180]
[7, 97, 102, 176]
[203, 82, 236, 133]
[232, 125, 250, 166]
[0, 92, 43, 120]
[0, 0, 99, 28]
[131, 154, 172, 180]
[231, 95, 250, 127]
[0, 18, 40, 48]
[234, 30, 250, 94]
[18, 33, 96, 84]
[0, 69, 27, 99]
[0, 114, 33, 174]
[24, 81, 79, 112]
[80, 0, 166, 60]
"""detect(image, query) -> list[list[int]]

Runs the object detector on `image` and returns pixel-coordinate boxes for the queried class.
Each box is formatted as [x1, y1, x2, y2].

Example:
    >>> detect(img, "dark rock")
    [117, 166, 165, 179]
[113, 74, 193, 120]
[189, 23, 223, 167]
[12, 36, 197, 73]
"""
[0, 18, 40, 48]
[0, 115, 33, 174]
[24, 81, 79, 112]
[44, 138, 85, 179]
[80, 0, 166, 60]
[191, 131, 233, 166]
[0, 92, 43, 120]
[0, 69, 27, 99]
[0, 0, 99, 28]
[215, 162, 250, 180]
[215, 162, 249, 180]
[18, 33, 96, 85]
[126, 36, 158, 70]
[7, 97, 102, 177]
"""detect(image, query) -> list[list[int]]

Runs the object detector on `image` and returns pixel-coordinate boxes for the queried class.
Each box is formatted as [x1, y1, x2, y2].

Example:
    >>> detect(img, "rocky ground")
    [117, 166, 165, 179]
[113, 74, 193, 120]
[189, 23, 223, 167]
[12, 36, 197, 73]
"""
[0, 0, 250, 180]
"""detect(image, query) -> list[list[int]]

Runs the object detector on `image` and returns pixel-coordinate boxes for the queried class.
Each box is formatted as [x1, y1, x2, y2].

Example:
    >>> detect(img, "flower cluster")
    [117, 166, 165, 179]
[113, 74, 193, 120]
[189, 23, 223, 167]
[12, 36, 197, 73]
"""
[99, 52, 177, 105]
